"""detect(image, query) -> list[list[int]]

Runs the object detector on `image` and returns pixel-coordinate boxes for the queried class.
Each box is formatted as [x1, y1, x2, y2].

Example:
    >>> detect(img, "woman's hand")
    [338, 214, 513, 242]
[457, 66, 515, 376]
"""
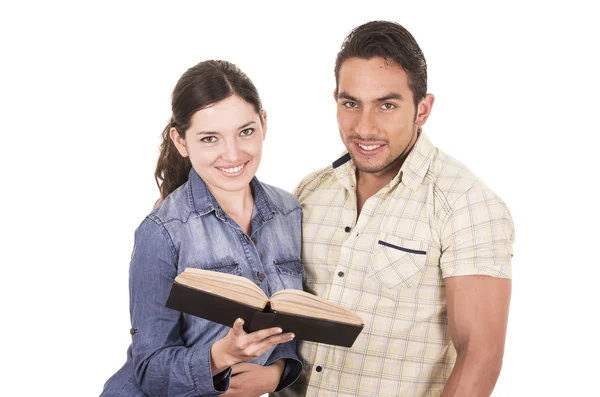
[210, 318, 294, 375]
[221, 360, 285, 397]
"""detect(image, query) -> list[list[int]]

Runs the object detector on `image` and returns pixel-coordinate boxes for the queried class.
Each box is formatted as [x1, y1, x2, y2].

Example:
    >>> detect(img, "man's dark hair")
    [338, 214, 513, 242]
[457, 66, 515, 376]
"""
[335, 21, 427, 108]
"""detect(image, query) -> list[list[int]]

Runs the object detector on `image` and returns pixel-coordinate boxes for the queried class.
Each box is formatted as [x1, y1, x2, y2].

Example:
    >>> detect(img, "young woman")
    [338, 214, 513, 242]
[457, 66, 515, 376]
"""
[100, 60, 303, 397]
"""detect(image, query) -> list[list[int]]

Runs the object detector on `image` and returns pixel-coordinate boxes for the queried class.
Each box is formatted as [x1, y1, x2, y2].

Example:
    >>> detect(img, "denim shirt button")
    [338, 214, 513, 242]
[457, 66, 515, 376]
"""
[257, 273, 265, 281]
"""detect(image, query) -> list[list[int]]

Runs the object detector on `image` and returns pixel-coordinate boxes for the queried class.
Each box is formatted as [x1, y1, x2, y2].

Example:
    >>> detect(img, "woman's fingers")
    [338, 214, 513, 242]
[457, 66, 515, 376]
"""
[229, 318, 246, 336]
[243, 326, 283, 343]
[225, 319, 294, 360]
[245, 330, 295, 357]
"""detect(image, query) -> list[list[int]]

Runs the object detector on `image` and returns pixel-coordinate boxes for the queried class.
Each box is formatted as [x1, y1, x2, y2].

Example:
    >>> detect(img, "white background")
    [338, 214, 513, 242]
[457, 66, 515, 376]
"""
[1, 1, 598, 395]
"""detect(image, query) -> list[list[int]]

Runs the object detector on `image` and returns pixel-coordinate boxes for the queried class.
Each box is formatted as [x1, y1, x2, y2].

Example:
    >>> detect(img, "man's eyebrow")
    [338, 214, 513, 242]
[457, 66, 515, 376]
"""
[337, 92, 404, 103]
[377, 93, 404, 102]
[196, 121, 256, 135]
[337, 92, 360, 103]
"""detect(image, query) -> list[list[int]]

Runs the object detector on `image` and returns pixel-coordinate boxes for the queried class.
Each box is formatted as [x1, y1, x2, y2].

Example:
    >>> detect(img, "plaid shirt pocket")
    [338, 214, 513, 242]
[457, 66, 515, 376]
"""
[368, 234, 428, 289]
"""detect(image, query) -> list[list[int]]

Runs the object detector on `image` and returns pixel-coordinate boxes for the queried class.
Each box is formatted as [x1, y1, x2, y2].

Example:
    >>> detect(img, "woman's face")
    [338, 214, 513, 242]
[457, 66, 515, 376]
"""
[171, 94, 266, 196]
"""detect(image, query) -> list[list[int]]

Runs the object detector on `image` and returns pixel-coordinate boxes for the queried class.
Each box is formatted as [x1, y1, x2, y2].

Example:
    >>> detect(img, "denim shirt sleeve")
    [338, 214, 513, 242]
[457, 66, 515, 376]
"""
[267, 341, 303, 391]
[129, 217, 229, 396]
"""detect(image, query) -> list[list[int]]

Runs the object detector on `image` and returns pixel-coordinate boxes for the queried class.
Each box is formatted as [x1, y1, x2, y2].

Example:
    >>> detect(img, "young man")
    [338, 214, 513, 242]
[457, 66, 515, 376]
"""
[274, 21, 514, 397]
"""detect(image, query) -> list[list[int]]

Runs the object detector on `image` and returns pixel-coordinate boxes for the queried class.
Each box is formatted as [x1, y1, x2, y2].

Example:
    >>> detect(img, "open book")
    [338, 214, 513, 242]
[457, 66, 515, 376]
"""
[166, 267, 364, 347]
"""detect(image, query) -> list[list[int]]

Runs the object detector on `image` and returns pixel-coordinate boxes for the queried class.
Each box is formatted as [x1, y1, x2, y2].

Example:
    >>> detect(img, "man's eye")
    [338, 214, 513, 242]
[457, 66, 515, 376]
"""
[240, 128, 254, 136]
[343, 101, 357, 108]
[382, 103, 396, 110]
[200, 136, 217, 143]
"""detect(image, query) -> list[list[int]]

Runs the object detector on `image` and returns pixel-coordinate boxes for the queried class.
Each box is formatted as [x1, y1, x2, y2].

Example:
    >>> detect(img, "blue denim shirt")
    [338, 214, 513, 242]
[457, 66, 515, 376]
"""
[101, 169, 303, 396]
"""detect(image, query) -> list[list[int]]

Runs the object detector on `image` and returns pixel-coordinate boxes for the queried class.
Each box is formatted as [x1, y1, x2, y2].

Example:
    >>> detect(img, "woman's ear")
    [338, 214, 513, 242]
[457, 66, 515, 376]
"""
[260, 109, 267, 140]
[169, 128, 188, 157]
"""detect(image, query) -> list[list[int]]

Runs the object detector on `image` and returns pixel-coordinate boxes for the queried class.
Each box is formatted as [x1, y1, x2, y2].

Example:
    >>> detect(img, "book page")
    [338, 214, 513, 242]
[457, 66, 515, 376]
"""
[270, 289, 363, 326]
[176, 268, 268, 310]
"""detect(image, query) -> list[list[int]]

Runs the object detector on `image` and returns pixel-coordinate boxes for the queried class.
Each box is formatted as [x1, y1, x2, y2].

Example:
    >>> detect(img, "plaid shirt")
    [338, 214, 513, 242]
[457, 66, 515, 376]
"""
[274, 133, 514, 397]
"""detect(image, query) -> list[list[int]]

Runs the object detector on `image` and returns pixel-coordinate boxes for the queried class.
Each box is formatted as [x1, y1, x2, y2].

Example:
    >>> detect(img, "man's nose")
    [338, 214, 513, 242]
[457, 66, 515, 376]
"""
[355, 109, 377, 138]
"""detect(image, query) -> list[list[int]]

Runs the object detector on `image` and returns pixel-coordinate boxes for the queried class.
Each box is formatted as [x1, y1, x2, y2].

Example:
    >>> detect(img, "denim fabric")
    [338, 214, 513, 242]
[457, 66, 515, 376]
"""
[100, 169, 303, 397]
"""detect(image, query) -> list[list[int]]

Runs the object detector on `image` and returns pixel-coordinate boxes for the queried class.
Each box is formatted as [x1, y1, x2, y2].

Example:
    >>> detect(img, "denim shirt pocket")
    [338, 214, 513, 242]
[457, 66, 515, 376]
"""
[273, 258, 304, 290]
[368, 234, 428, 290]
[195, 260, 242, 276]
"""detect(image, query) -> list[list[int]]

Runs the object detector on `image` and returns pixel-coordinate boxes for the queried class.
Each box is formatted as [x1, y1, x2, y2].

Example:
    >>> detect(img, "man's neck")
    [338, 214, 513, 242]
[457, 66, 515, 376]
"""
[355, 166, 398, 216]
[354, 136, 414, 215]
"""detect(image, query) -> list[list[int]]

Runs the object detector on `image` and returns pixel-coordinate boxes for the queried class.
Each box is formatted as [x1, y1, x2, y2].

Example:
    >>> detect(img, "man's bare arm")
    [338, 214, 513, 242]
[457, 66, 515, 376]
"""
[441, 275, 511, 397]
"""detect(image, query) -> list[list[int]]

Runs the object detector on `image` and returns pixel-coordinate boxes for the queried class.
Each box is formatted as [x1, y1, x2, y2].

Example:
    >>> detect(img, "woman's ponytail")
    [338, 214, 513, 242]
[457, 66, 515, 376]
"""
[154, 117, 191, 203]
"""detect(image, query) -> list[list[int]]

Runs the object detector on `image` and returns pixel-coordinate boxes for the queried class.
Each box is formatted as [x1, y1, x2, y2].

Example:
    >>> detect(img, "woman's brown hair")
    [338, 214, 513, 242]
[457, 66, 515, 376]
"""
[155, 60, 263, 201]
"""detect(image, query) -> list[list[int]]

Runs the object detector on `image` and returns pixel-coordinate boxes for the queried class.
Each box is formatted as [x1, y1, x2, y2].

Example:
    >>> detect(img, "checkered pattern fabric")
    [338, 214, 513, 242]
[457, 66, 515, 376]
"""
[274, 134, 514, 397]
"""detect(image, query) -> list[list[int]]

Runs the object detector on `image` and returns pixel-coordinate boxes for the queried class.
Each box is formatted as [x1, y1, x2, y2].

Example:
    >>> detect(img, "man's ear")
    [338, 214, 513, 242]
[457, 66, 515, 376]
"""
[415, 93, 435, 127]
[333, 89, 338, 102]
[169, 128, 188, 157]
[261, 109, 267, 140]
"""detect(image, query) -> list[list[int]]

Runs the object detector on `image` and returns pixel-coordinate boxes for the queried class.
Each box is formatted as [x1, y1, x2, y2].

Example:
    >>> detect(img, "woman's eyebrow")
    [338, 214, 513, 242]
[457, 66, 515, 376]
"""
[196, 120, 256, 135]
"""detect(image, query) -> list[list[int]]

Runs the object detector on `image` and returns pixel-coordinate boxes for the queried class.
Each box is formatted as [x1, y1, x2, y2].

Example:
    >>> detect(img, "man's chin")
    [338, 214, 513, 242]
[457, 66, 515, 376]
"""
[349, 152, 402, 175]
[351, 157, 388, 174]
[356, 165, 387, 174]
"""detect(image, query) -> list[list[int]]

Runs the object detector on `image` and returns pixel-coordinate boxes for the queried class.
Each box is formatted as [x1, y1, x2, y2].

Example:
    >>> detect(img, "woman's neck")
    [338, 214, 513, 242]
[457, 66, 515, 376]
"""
[210, 185, 254, 235]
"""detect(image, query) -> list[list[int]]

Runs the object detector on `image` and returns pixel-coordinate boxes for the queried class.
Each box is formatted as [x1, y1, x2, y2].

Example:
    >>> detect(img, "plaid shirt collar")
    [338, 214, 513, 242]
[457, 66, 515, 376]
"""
[332, 132, 436, 192]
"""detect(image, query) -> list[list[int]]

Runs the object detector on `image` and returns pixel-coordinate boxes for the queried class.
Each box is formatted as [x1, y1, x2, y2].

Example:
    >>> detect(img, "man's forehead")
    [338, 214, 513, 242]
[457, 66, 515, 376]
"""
[339, 56, 403, 73]
[338, 57, 410, 93]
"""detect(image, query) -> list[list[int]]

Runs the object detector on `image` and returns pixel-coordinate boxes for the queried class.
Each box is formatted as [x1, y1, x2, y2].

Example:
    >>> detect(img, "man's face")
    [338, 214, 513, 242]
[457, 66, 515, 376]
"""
[335, 57, 433, 176]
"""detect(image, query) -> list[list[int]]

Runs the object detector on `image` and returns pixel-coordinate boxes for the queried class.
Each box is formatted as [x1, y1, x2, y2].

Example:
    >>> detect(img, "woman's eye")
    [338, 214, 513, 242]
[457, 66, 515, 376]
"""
[240, 128, 254, 136]
[381, 103, 396, 110]
[200, 136, 217, 143]
[343, 101, 357, 108]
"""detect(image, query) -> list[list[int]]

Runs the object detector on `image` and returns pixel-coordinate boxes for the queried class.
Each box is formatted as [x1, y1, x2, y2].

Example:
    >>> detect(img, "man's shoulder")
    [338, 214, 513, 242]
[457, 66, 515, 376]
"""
[427, 146, 509, 215]
[293, 164, 337, 202]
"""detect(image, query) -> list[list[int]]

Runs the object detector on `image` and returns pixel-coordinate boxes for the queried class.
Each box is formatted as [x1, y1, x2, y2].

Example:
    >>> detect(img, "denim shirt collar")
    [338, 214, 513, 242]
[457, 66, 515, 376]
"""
[187, 168, 277, 222]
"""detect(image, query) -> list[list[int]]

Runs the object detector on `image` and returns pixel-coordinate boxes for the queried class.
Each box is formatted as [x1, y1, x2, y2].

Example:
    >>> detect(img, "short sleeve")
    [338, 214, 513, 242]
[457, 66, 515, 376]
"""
[439, 185, 515, 279]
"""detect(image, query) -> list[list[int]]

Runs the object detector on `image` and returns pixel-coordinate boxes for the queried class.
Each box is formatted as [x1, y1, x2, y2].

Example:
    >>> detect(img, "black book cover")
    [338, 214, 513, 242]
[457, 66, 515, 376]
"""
[166, 282, 363, 347]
